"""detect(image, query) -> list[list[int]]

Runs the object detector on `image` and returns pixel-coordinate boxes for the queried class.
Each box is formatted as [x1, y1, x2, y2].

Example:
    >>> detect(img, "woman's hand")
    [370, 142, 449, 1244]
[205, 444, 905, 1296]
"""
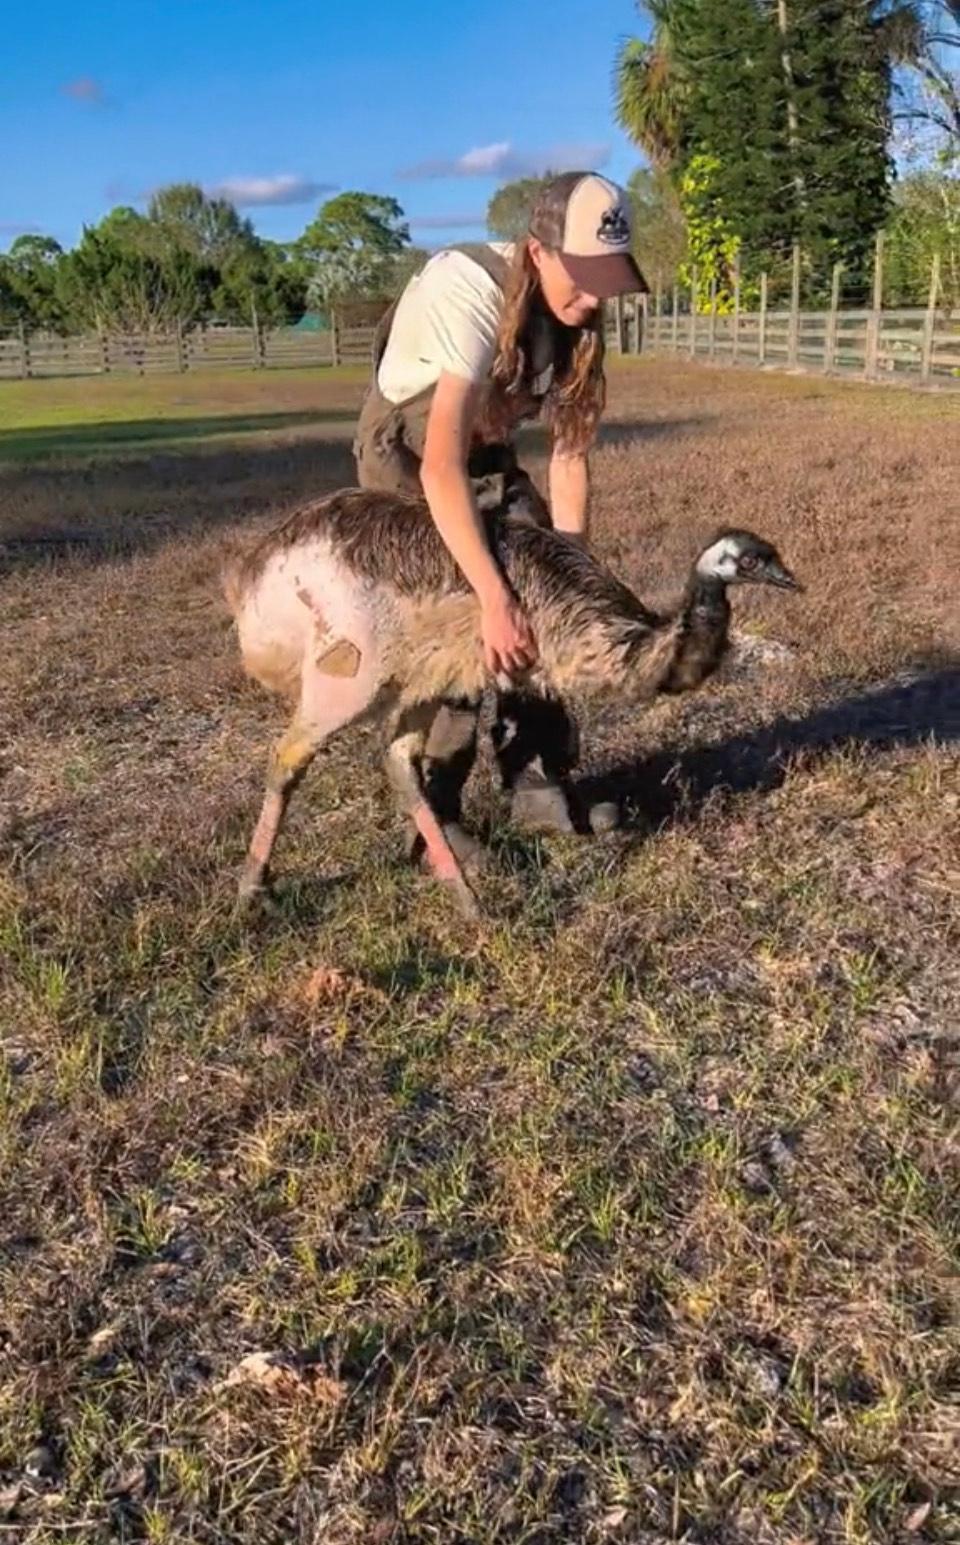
[480, 584, 538, 679]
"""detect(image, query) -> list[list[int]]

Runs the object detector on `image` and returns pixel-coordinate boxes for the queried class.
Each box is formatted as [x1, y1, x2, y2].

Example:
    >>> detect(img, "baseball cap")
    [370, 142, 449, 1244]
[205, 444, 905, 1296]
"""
[529, 172, 649, 300]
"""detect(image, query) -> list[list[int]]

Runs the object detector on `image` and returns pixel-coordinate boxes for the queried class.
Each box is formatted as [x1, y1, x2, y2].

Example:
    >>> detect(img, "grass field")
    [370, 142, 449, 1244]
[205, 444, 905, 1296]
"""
[1, 360, 958, 1543]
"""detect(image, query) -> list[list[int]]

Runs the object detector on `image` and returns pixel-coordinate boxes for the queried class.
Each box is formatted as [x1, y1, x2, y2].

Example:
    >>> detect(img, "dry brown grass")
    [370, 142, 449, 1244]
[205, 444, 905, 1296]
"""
[0, 360, 958, 1543]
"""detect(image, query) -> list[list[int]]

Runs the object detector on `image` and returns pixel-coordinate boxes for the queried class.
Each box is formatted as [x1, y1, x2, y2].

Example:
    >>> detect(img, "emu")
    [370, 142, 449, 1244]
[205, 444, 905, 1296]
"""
[223, 474, 801, 914]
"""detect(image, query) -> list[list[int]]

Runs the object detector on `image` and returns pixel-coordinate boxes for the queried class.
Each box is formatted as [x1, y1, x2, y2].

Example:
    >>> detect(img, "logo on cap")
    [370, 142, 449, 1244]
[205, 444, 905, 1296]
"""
[597, 206, 630, 248]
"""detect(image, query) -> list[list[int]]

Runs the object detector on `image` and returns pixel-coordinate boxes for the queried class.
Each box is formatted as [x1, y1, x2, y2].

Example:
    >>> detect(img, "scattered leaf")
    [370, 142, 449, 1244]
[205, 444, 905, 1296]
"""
[299, 966, 386, 1009]
[87, 1318, 125, 1356]
[219, 1350, 347, 1408]
[904, 1501, 932, 1532]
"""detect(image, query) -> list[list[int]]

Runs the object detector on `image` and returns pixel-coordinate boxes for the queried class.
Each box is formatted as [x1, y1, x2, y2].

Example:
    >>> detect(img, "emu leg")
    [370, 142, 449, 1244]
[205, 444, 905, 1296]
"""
[408, 696, 482, 871]
[239, 666, 374, 902]
[386, 723, 479, 919]
[239, 719, 325, 902]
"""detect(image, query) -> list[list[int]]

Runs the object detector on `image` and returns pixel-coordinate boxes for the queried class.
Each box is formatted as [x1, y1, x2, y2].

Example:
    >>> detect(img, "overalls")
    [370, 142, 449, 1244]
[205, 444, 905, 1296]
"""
[351, 244, 580, 843]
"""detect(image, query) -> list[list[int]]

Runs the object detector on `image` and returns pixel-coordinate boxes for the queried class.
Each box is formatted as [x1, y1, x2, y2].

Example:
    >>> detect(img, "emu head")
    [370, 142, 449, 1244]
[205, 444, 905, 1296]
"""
[473, 470, 550, 525]
[696, 529, 802, 591]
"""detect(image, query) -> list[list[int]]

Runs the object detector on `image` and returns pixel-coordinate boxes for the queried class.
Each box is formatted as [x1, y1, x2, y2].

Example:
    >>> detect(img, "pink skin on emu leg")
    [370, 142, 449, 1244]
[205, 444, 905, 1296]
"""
[410, 799, 479, 916]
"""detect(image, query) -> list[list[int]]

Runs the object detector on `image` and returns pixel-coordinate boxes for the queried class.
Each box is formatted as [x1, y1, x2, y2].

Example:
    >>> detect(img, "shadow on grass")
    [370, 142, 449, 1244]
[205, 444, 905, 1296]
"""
[576, 664, 960, 833]
[0, 409, 356, 461]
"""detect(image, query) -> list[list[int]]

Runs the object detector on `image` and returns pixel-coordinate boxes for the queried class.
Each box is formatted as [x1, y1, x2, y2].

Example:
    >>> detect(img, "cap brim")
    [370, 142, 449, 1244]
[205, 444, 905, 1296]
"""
[559, 250, 649, 299]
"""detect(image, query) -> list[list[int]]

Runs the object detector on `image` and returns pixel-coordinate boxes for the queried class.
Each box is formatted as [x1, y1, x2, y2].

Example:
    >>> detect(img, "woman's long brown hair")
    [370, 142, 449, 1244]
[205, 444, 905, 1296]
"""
[479, 240, 606, 455]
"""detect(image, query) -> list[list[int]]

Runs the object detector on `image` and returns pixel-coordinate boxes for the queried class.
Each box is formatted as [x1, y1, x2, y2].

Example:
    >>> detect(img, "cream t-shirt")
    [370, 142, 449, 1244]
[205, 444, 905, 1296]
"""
[377, 243, 514, 405]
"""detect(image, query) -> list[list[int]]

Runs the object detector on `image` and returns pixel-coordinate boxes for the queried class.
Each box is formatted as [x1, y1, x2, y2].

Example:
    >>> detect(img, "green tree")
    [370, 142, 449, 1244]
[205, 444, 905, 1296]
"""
[56, 210, 208, 332]
[298, 192, 408, 261]
[627, 166, 688, 290]
[885, 162, 960, 302]
[0, 261, 20, 327]
[214, 239, 309, 326]
[297, 191, 410, 304]
[1, 234, 66, 330]
[147, 182, 256, 265]
[615, 0, 923, 285]
[486, 176, 551, 240]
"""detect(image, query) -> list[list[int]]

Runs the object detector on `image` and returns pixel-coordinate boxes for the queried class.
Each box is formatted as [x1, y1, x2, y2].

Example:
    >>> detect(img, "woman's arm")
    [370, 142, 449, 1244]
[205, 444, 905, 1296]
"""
[420, 371, 536, 678]
[548, 445, 590, 544]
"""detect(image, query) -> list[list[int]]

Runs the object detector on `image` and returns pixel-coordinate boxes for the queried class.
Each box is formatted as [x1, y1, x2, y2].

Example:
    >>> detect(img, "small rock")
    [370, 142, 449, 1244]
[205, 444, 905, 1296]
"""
[24, 1445, 57, 1481]
[742, 1352, 784, 1399]
[764, 1131, 798, 1173]
[740, 1160, 772, 1195]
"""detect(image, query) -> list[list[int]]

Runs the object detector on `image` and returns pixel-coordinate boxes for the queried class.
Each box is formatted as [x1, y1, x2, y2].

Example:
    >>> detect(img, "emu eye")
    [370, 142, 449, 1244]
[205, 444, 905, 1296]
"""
[739, 553, 759, 572]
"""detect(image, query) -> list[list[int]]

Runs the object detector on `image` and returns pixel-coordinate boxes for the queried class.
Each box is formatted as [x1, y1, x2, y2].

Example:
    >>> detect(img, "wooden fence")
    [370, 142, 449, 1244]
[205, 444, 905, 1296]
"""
[4, 280, 958, 388]
[611, 242, 960, 387]
[0, 319, 379, 380]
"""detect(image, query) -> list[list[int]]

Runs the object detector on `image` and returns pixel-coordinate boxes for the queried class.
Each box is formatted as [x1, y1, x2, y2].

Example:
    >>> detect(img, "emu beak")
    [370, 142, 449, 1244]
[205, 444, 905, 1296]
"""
[767, 560, 803, 592]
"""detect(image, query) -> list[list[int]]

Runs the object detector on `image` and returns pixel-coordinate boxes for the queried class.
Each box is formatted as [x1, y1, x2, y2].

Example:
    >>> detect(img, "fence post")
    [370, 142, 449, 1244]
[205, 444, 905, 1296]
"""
[824, 263, 841, 375]
[759, 272, 768, 365]
[637, 292, 647, 353]
[865, 230, 884, 379]
[788, 241, 801, 367]
[330, 311, 341, 368]
[614, 293, 626, 353]
[671, 285, 679, 353]
[732, 255, 741, 363]
[175, 319, 187, 373]
[17, 319, 31, 379]
[709, 277, 718, 358]
[653, 278, 662, 351]
[251, 302, 264, 368]
[99, 328, 111, 374]
[921, 252, 940, 384]
[689, 268, 698, 358]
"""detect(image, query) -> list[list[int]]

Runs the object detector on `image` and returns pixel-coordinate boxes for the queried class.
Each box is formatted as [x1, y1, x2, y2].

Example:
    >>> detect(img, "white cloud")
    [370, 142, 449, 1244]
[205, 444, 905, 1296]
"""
[206, 174, 335, 207]
[399, 140, 610, 181]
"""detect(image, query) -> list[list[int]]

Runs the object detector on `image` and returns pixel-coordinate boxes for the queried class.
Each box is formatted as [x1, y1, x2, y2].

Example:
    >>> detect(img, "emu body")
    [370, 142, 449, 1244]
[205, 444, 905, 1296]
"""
[224, 488, 800, 911]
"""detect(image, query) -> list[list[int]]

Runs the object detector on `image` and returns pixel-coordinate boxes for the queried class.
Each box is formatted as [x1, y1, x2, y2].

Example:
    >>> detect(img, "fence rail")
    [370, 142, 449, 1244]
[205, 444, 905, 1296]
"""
[3, 297, 958, 388]
[0, 321, 381, 380]
[635, 300, 960, 384]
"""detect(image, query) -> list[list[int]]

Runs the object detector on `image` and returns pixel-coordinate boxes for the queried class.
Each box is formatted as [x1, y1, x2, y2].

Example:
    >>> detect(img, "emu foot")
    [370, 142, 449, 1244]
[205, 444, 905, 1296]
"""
[510, 778, 577, 836]
[407, 820, 485, 877]
[410, 803, 481, 920]
[236, 862, 279, 913]
[586, 799, 621, 834]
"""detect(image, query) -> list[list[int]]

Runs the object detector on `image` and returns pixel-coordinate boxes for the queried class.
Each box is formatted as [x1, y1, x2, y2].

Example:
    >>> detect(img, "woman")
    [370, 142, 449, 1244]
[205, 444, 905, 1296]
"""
[352, 170, 647, 859]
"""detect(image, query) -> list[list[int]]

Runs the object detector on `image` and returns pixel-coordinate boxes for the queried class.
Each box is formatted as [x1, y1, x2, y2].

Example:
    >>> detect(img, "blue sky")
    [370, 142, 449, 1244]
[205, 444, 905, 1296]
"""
[1, 0, 649, 252]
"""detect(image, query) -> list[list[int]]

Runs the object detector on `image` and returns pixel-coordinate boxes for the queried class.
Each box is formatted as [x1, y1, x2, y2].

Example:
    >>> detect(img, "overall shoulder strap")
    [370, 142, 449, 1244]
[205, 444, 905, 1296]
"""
[444, 242, 510, 289]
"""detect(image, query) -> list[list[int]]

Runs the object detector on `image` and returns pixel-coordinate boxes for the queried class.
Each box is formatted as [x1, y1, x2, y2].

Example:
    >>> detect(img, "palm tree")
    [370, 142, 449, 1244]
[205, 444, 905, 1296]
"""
[614, 2, 688, 170]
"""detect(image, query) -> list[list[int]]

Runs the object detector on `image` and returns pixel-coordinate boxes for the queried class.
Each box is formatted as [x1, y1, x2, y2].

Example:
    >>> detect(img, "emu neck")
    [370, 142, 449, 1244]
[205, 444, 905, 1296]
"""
[687, 570, 729, 612]
[661, 571, 731, 692]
